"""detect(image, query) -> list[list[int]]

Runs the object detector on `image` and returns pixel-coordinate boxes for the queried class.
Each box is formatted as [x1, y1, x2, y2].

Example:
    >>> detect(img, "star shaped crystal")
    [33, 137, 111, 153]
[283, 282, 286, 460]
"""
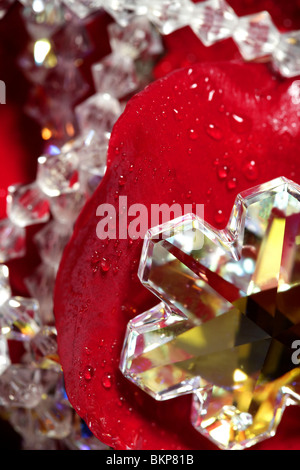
[120, 177, 300, 450]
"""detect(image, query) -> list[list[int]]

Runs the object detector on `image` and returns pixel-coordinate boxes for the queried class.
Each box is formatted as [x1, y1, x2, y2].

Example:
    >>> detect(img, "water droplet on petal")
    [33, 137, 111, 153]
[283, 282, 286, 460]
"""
[100, 258, 110, 272]
[227, 177, 237, 190]
[118, 175, 126, 186]
[229, 113, 252, 134]
[217, 165, 229, 180]
[214, 209, 225, 225]
[188, 128, 198, 140]
[205, 123, 223, 141]
[242, 160, 258, 181]
[102, 373, 112, 389]
[84, 365, 94, 381]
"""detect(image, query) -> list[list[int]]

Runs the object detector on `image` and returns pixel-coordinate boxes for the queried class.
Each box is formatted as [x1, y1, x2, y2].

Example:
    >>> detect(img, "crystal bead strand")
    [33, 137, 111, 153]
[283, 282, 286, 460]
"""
[61, 0, 300, 78]
[0, 2, 164, 450]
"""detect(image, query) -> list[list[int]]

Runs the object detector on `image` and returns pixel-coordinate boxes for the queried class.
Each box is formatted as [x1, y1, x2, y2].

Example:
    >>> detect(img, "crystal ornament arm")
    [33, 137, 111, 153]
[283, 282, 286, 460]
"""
[120, 177, 300, 450]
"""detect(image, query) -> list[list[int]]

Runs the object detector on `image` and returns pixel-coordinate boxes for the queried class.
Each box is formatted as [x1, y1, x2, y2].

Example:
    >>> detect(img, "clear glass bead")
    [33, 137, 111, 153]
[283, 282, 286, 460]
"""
[36, 151, 80, 197]
[272, 31, 300, 78]
[108, 16, 163, 60]
[0, 219, 26, 263]
[0, 264, 11, 307]
[190, 0, 238, 47]
[233, 11, 280, 61]
[75, 92, 122, 135]
[0, 365, 44, 408]
[103, 0, 148, 27]
[79, 139, 108, 197]
[147, 0, 194, 35]
[92, 53, 139, 99]
[28, 325, 61, 370]
[34, 221, 71, 270]
[6, 183, 50, 228]
[24, 263, 56, 325]
[61, 0, 100, 18]
[21, 0, 66, 38]
[33, 395, 73, 439]
[0, 334, 11, 376]
[49, 192, 87, 226]
[0, 296, 41, 341]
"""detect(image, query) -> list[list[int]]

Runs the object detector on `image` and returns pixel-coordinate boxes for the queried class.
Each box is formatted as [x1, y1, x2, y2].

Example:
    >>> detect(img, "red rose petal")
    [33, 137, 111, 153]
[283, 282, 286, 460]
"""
[55, 61, 300, 450]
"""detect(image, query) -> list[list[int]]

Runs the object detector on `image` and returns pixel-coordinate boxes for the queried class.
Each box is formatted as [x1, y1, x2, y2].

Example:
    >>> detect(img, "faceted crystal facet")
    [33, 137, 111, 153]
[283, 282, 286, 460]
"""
[7, 183, 50, 228]
[108, 17, 163, 60]
[233, 11, 280, 61]
[49, 191, 86, 226]
[29, 326, 60, 370]
[24, 263, 56, 325]
[34, 220, 71, 270]
[0, 334, 11, 376]
[0, 297, 41, 341]
[120, 177, 300, 449]
[78, 135, 109, 197]
[0, 219, 26, 263]
[147, 0, 194, 35]
[103, 0, 148, 27]
[75, 93, 122, 135]
[272, 31, 300, 78]
[0, 264, 11, 307]
[34, 395, 73, 439]
[92, 53, 139, 99]
[37, 152, 80, 197]
[0, 365, 44, 408]
[190, 0, 238, 47]
[60, 0, 97, 18]
[21, 0, 66, 38]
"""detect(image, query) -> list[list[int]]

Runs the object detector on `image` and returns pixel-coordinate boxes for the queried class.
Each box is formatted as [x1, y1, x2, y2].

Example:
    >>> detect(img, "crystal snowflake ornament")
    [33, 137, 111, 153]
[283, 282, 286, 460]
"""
[120, 177, 300, 450]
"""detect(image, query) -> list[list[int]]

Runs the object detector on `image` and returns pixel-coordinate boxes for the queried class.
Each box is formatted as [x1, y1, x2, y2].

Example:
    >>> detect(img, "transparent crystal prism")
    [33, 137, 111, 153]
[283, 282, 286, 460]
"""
[92, 53, 139, 99]
[190, 0, 238, 47]
[52, 19, 92, 61]
[272, 31, 300, 78]
[34, 220, 71, 270]
[7, 183, 50, 228]
[0, 335, 11, 376]
[24, 263, 56, 325]
[103, 0, 148, 27]
[37, 152, 80, 197]
[120, 177, 300, 449]
[21, 0, 66, 38]
[0, 264, 11, 307]
[75, 92, 122, 135]
[108, 17, 163, 60]
[28, 326, 60, 370]
[0, 296, 41, 341]
[61, 0, 99, 18]
[49, 191, 86, 226]
[33, 395, 73, 439]
[147, 0, 194, 35]
[0, 219, 26, 263]
[233, 11, 280, 61]
[78, 135, 109, 196]
[0, 365, 44, 408]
